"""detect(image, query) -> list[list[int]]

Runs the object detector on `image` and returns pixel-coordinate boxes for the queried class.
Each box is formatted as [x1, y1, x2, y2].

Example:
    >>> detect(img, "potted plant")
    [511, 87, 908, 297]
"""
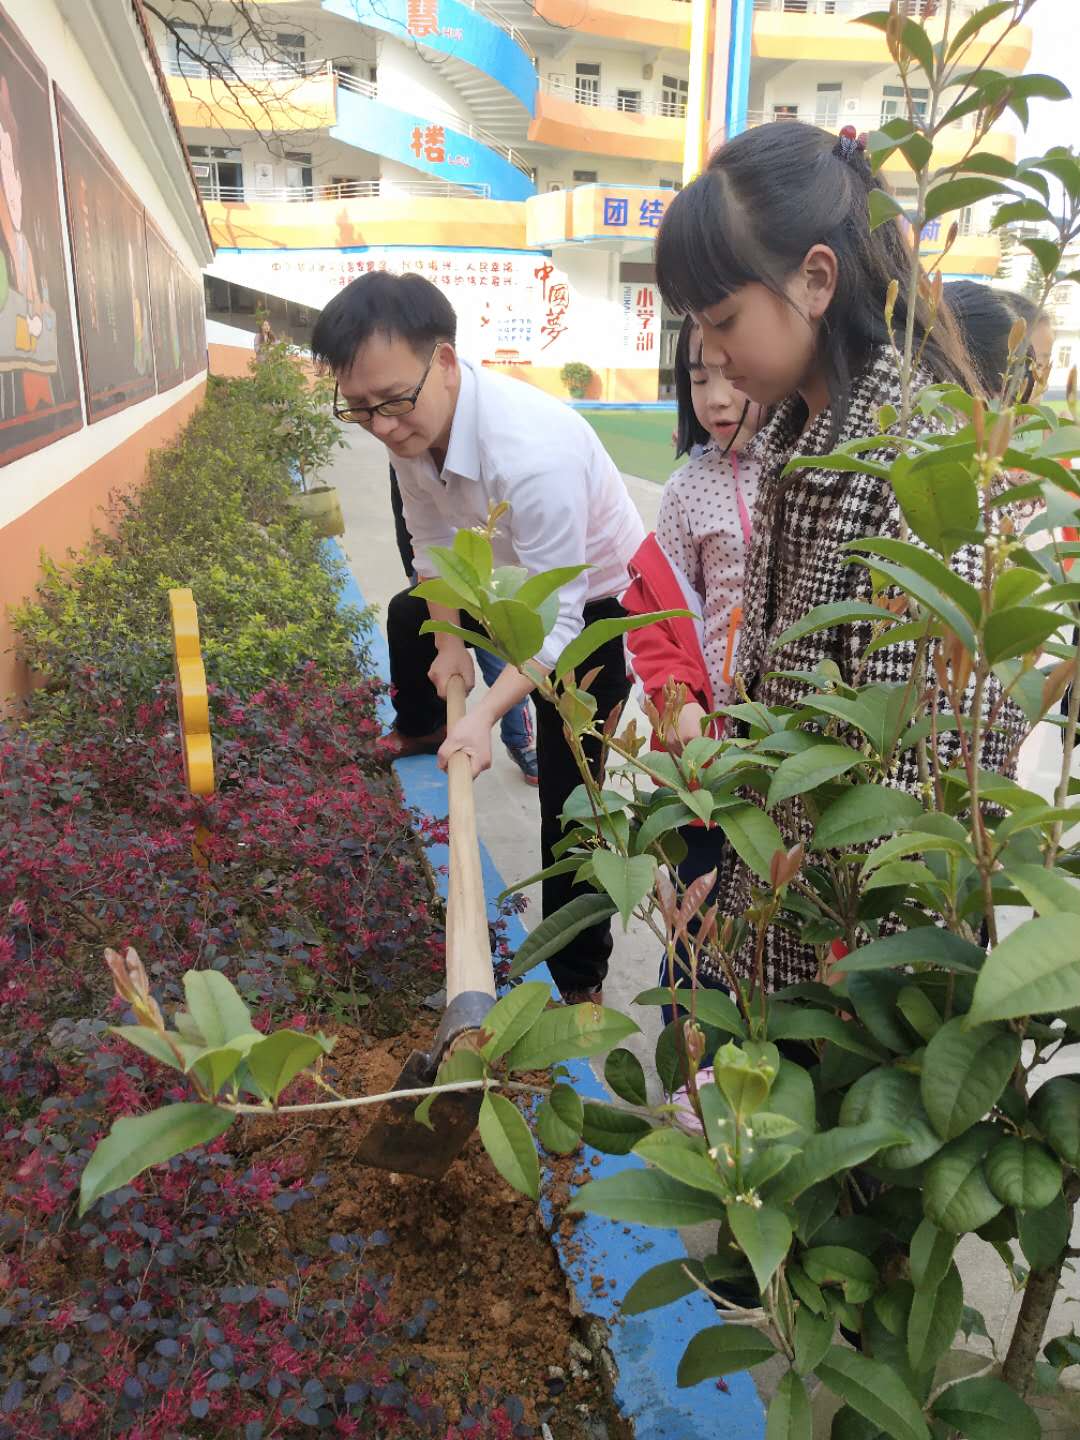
[560, 361, 594, 400]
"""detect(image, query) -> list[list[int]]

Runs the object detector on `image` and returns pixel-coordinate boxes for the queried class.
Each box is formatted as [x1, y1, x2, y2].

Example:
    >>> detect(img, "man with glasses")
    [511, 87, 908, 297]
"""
[311, 271, 645, 1005]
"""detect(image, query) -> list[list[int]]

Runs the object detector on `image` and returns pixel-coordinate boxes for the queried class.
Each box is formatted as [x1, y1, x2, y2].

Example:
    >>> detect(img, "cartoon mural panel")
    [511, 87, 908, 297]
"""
[0, 7, 81, 466]
[145, 216, 184, 393]
[56, 88, 155, 421]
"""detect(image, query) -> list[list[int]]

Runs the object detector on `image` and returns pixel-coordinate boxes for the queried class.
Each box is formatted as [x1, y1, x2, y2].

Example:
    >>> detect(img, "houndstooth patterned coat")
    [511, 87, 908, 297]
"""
[709, 348, 1025, 991]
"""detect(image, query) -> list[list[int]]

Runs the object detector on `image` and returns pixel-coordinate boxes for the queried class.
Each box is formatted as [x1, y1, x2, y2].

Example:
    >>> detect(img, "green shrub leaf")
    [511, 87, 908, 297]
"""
[580, 1102, 652, 1155]
[79, 1103, 234, 1216]
[969, 914, 1080, 1023]
[591, 851, 657, 930]
[677, 1324, 777, 1386]
[478, 1092, 539, 1199]
[727, 1203, 792, 1292]
[479, 982, 552, 1063]
[815, 1347, 930, 1440]
[920, 1018, 1020, 1140]
[766, 1370, 812, 1440]
[183, 971, 256, 1049]
[604, 1047, 648, 1106]
[569, 1168, 727, 1227]
[508, 895, 617, 979]
[535, 1083, 584, 1156]
[621, 1257, 707, 1316]
[505, 1002, 638, 1071]
[1031, 1076, 1080, 1165]
[932, 1376, 1040, 1440]
[907, 1261, 963, 1373]
[984, 1137, 1062, 1211]
[246, 1029, 334, 1103]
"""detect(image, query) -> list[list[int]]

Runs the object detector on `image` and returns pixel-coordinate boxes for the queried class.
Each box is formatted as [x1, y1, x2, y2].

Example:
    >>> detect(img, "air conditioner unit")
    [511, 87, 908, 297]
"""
[192, 163, 211, 178]
[547, 182, 563, 191]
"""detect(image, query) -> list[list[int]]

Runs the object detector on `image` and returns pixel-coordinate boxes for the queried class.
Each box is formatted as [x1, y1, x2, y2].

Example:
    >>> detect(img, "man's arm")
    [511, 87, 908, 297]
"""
[423, 593, 476, 698]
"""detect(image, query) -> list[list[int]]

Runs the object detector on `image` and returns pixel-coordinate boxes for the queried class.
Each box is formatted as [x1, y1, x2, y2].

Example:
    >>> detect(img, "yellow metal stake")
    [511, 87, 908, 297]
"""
[168, 588, 215, 865]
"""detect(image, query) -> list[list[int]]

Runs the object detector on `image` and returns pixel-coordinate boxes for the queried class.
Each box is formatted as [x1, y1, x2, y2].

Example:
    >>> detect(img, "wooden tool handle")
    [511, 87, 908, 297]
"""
[444, 674, 496, 1002]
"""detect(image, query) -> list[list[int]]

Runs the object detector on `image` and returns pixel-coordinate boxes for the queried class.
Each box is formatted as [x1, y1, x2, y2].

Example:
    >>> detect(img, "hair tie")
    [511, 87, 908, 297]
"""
[833, 125, 868, 163]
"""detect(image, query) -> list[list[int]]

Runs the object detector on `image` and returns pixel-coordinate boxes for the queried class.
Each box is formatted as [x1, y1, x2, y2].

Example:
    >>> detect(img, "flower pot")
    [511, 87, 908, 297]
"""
[287, 485, 345, 538]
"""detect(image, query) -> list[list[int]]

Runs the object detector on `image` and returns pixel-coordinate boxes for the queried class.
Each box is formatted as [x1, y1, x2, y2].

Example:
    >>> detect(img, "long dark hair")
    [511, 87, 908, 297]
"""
[655, 122, 978, 444]
[673, 315, 710, 458]
[944, 280, 1043, 401]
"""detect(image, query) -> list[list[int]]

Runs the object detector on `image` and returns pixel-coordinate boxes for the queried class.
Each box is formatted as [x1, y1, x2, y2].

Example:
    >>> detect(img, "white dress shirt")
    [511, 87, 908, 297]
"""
[393, 359, 645, 669]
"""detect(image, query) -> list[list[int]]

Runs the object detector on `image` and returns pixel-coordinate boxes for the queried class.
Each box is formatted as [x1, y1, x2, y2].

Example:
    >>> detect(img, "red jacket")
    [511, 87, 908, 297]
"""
[622, 531, 715, 721]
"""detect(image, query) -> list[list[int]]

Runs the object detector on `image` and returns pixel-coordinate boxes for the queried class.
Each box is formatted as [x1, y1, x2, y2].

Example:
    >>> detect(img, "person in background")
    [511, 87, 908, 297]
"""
[653, 122, 1025, 994]
[311, 272, 645, 1005]
[944, 281, 1053, 402]
[622, 314, 767, 1016]
[255, 316, 276, 359]
[385, 463, 539, 785]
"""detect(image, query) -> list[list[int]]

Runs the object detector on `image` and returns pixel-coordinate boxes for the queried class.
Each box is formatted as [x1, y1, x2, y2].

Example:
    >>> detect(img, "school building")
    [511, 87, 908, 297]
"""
[151, 0, 1032, 396]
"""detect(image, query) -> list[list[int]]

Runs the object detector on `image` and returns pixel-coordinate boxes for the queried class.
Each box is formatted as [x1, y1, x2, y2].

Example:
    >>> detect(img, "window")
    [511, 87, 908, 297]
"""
[661, 74, 688, 119]
[814, 82, 842, 130]
[882, 84, 929, 125]
[169, 21, 231, 77]
[285, 151, 313, 195]
[772, 104, 799, 120]
[275, 31, 306, 66]
[617, 88, 642, 113]
[1059, 345, 1073, 370]
[575, 62, 600, 106]
[572, 169, 598, 183]
[187, 143, 243, 201]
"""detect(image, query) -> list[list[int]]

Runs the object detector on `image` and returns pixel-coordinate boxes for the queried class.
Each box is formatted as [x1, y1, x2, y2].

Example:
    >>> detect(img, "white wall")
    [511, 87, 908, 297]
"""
[533, 152, 681, 191]
[541, 43, 689, 114]
[376, 36, 480, 128]
[1, 0, 207, 533]
[750, 61, 974, 136]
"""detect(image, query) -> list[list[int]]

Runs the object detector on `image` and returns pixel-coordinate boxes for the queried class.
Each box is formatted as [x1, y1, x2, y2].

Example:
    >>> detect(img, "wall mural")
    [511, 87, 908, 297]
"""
[177, 267, 206, 381]
[56, 87, 155, 422]
[0, 8, 81, 466]
[144, 216, 184, 393]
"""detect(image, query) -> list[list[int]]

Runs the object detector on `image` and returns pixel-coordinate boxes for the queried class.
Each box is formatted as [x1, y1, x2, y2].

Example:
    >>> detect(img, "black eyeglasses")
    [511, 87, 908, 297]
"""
[333, 342, 443, 424]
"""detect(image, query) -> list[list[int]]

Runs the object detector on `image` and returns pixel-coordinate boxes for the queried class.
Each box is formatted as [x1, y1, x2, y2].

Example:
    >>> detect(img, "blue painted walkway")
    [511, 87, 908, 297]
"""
[331, 543, 766, 1437]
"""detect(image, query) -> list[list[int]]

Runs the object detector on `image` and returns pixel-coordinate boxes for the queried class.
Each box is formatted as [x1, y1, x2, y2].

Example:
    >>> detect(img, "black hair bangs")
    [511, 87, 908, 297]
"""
[311, 271, 457, 374]
[655, 170, 771, 317]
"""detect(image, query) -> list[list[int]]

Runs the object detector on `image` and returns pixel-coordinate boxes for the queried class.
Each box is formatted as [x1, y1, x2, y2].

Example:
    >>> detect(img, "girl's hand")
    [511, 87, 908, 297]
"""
[667, 701, 707, 751]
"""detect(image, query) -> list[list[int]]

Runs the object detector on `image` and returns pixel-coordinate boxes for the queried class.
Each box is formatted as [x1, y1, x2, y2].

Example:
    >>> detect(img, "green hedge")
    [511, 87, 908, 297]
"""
[12, 359, 366, 732]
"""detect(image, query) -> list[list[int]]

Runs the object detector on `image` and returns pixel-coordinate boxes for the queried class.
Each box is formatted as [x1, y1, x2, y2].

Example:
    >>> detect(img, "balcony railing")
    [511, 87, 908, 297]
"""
[750, 0, 977, 16]
[163, 53, 335, 82]
[198, 178, 492, 203]
[745, 107, 976, 135]
[540, 75, 688, 120]
[335, 68, 532, 176]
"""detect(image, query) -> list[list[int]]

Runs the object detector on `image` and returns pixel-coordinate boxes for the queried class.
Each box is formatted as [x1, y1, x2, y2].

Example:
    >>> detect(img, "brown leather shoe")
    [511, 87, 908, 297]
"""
[381, 725, 446, 759]
[560, 987, 603, 1006]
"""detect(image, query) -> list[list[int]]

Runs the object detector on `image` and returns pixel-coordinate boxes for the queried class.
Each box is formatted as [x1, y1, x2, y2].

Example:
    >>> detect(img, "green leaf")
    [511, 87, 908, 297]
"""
[426, 544, 483, 605]
[815, 1346, 930, 1440]
[803, 1246, 878, 1304]
[621, 1257, 707, 1316]
[813, 787, 923, 852]
[185, 1044, 248, 1096]
[842, 552, 976, 650]
[555, 612, 687, 683]
[985, 1137, 1062, 1211]
[513, 564, 590, 610]
[768, 1123, 909, 1204]
[1031, 1076, 1080, 1165]
[506, 1002, 638, 1072]
[79, 1103, 234, 1216]
[479, 982, 552, 1063]
[110, 1026, 185, 1072]
[839, 1068, 943, 1170]
[716, 804, 786, 884]
[1000, 863, 1080, 917]
[1021, 236, 1064, 278]
[633, 986, 746, 1036]
[983, 606, 1063, 666]
[412, 577, 470, 609]
[605, 1047, 648, 1106]
[420, 619, 506, 662]
[635, 1127, 726, 1195]
[868, 187, 904, 231]
[891, 453, 979, 557]
[508, 895, 617, 978]
[766, 1371, 812, 1440]
[773, 601, 897, 652]
[969, 914, 1080, 1024]
[246, 1030, 332, 1103]
[478, 1092, 539, 1199]
[910, 1219, 956, 1293]
[535, 1083, 584, 1155]
[767, 1005, 883, 1061]
[452, 528, 492, 581]
[1018, 1189, 1071, 1270]
[839, 928, 985, 975]
[932, 1376, 1040, 1440]
[183, 971, 255, 1049]
[570, 1167, 727, 1227]
[924, 177, 1012, 224]
[727, 1203, 792, 1292]
[908, 1261, 963, 1373]
[416, 1046, 486, 1128]
[947, 2, 1012, 60]
[794, 1306, 834, 1377]
[924, 1128, 1003, 1234]
[484, 599, 545, 667]
[591, 851, 657, 930]
[580, 1101, 652, 1155]
[767, 745, 864, 810]
[677, 1324, 777, 1386]
[920, 1019, 1020, 1141]
[766, 1059, 818, 1139]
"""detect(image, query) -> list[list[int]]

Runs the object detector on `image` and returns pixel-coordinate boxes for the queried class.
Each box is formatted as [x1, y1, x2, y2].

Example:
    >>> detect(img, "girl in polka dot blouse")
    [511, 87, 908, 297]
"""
[623, 315, 767, 746]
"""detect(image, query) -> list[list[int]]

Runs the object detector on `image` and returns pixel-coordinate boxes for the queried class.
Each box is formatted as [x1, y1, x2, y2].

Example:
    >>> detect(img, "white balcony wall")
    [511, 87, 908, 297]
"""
[533, 154, 682, 191]
[540, 45, 689, 116]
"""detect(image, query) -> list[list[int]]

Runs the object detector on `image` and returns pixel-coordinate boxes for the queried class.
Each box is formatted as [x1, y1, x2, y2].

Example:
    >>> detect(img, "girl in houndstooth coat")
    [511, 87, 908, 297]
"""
[653, 121, 1025, 993]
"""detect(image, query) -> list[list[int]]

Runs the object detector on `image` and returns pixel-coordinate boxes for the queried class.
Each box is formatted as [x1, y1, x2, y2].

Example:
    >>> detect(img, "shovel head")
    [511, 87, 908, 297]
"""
[354, 991, 494, 1180]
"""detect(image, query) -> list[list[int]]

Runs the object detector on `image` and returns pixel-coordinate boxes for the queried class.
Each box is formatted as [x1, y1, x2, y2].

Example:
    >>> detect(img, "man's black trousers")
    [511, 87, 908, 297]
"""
[386, 587, 630, 994]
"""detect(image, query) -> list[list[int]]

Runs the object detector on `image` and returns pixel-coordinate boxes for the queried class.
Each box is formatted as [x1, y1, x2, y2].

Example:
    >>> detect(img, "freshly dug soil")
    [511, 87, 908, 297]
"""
[239, 1022, 624, 1436]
